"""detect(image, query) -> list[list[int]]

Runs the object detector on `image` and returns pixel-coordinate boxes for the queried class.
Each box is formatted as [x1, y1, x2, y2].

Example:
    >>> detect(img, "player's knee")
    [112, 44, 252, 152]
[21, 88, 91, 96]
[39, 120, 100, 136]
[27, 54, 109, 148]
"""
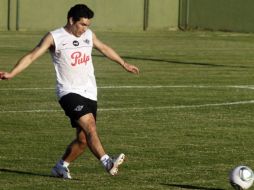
[78, 114, 97, 135]
[83, 121, 97, 134]
[88, 123, 97, 134]
[78, 136, 87, 149]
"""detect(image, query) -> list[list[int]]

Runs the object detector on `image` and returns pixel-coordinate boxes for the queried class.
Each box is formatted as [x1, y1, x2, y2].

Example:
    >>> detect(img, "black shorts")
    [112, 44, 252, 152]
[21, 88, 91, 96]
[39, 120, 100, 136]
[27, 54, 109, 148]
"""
[59, 93, 97, 128]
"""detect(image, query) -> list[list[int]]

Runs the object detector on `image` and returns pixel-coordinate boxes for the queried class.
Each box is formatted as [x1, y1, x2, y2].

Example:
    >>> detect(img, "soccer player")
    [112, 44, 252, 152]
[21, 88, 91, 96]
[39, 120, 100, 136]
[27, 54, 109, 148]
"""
[0, 4, 139, 179]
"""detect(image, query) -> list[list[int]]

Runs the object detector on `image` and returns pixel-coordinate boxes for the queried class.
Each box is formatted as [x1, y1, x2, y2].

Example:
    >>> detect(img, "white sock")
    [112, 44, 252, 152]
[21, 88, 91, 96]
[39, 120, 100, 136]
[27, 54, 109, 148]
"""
[100, 154, 110, 168]
[59, 159, 70, 168]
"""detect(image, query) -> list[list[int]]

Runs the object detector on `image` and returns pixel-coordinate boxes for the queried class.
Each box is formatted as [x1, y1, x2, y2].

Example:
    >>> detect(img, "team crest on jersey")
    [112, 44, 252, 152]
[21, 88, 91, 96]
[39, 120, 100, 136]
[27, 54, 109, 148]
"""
[84, 39, 90, 44]
[73, 40, 79, 46]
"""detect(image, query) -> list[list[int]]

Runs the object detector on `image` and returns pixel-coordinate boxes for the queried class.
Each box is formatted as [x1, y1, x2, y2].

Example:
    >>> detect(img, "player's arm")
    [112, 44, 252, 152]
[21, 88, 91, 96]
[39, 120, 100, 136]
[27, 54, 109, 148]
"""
[92, 33, 139, 74]
[0, 33, 54, 80]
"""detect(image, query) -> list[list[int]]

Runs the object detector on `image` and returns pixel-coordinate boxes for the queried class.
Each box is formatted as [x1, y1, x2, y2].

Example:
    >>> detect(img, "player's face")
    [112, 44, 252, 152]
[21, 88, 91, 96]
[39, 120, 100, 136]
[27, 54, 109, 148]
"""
[71, 18, 91, 37]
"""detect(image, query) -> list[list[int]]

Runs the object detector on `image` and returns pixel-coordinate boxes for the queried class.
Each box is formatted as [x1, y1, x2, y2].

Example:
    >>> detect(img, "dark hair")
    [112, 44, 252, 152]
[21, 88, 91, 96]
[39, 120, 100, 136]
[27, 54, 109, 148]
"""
[67, 4, 94, 22]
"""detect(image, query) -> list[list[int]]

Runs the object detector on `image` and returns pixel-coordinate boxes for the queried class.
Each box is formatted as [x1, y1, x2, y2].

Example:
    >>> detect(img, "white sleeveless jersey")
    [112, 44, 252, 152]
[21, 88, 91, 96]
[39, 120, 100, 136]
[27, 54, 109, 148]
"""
[50, 28, 97, 101]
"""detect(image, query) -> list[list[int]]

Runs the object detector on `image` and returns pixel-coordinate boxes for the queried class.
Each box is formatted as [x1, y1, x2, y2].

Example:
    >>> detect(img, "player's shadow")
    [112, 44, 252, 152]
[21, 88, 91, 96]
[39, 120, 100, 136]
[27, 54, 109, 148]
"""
[94, 54, 249, 68]
[161, 183, 226, 190]
[0, 168, 53, 178]
[0, 168, 80, 181]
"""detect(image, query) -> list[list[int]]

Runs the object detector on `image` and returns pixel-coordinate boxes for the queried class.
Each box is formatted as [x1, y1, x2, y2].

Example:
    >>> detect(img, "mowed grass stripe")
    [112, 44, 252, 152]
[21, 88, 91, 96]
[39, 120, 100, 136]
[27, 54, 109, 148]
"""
[1, 99, 254, 113]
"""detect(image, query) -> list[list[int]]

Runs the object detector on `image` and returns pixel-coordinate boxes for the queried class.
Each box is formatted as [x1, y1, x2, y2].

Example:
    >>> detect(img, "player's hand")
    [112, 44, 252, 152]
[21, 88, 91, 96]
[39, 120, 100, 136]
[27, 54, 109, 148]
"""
[0, 71, 12, 80]
[0, 71, 4, 80]
[123, 62, 139, 75]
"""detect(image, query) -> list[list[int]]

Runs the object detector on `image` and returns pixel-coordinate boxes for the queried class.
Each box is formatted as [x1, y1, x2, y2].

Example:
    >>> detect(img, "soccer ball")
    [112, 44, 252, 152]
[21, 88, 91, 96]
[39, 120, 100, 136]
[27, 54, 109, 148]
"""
[229, 166, 254, 190]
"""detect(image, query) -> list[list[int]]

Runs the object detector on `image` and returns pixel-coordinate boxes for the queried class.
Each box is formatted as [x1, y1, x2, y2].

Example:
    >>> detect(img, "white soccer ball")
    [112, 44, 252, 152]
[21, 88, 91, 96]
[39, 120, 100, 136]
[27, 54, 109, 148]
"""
[229, 165, 254, 190]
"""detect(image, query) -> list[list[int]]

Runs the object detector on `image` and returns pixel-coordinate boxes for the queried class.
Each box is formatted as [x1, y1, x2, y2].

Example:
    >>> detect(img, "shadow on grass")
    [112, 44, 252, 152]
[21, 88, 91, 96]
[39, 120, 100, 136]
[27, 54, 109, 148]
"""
[161, 183, 226, 190]
[0, 168, 80, 181]
[94, 54, 249, 68]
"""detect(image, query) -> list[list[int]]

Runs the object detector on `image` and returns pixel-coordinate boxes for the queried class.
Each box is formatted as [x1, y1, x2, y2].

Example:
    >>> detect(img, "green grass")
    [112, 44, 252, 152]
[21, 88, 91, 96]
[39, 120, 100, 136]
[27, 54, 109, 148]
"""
[1, 30, 254, 190]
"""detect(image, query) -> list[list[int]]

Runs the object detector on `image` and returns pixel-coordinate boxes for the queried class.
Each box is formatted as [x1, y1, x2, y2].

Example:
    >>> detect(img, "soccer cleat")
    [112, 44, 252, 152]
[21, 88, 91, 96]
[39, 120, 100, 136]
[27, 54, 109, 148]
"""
[51, 163, 72, 179]
[106, 153, 125, 176]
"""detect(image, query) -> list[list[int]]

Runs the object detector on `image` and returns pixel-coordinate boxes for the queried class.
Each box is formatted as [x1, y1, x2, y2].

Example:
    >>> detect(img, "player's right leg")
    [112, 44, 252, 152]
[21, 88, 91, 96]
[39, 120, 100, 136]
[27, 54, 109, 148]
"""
[62, 127, 87, 162]
[51, 128, 87, 179]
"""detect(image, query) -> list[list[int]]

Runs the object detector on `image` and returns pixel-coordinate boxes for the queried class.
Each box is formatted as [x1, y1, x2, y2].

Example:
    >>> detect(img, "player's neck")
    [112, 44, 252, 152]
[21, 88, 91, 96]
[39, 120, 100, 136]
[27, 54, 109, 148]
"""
[64, 25, 72, 35]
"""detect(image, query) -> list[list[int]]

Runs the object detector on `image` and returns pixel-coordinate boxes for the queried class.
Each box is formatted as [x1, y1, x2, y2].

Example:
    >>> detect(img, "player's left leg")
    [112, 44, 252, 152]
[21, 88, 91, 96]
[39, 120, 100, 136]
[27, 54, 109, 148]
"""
[76, 113, 105, 159]
[77, 113, 125, 176]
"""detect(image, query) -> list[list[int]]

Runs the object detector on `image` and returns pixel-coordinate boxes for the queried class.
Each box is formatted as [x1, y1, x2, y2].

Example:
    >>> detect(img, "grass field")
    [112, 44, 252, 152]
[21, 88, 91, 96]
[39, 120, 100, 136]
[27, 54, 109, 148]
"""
[1, 30, 254, 190]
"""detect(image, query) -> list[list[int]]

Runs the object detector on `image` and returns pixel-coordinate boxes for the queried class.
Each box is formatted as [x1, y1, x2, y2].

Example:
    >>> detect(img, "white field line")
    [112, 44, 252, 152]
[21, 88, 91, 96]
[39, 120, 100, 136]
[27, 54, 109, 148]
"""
[1, 100, 254, 114]
[100, 85, 254, 90]
[100, 100, 254, 110]
[0, 87, 54, 91]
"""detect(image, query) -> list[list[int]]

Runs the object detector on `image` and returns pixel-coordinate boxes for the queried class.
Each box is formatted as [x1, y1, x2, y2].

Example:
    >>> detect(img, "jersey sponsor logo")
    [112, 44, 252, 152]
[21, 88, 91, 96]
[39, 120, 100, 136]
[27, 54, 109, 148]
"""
[70, 51, 90, 66]
[73, 40, 79, 46]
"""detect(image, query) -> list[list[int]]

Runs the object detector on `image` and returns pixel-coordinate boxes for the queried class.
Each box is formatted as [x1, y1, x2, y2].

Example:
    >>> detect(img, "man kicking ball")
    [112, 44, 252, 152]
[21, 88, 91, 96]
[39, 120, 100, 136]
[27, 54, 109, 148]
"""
[0, 4, 139, 179]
